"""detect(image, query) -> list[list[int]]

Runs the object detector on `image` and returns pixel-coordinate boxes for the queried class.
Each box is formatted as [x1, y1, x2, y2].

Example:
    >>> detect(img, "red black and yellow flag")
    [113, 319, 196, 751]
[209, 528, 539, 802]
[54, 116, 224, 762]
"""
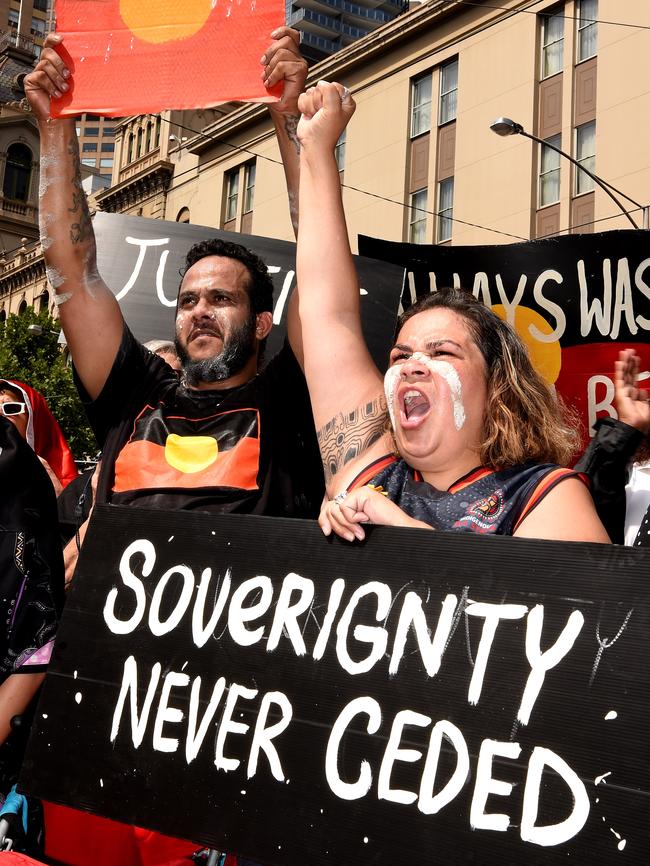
[113, 404, 261, 493]
[52, 0, 284, 117]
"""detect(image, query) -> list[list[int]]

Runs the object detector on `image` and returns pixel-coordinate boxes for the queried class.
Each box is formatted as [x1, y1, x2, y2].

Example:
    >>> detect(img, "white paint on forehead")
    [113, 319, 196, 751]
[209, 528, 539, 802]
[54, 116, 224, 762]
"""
[383, 351, 466, 431]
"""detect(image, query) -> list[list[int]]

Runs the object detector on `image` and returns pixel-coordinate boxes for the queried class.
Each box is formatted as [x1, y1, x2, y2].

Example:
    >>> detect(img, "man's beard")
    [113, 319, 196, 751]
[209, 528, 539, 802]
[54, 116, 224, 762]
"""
[175, 316, 257, 387]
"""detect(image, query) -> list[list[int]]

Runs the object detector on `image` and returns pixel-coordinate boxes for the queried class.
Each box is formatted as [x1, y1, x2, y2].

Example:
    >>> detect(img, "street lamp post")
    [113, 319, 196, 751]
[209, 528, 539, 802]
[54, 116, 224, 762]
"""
[490, 117, 649, 231]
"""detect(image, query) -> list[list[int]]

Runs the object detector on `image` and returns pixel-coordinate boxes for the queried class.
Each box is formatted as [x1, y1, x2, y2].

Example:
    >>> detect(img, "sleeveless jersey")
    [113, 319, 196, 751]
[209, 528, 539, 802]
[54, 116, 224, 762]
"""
[349, 456, 585, 536]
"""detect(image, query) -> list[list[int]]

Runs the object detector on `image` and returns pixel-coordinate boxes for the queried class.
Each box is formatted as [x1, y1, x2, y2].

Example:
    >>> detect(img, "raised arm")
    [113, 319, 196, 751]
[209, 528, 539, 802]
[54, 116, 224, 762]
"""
[296, 82, 391, 494]
[24, 34, 124, 401]
[263, 27, 306, 239]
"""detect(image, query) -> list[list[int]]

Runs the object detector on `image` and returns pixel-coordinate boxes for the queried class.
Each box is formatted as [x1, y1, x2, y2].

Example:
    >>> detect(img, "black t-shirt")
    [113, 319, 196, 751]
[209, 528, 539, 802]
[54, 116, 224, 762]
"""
[76, 325, 323, 517]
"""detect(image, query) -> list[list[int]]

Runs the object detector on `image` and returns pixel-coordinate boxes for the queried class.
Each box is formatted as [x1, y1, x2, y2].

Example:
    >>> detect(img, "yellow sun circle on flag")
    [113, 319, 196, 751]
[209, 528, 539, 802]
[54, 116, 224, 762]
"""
[165, 433, 219, 473]
[119, 0, 213, 44]
[492, 304, 562, 385]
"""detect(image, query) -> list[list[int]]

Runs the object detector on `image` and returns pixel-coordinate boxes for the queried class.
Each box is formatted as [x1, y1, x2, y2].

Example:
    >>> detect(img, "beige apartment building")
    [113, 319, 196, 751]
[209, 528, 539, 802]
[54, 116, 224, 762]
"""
[157, 0, 648, 248]
[3, 0, 650, 319]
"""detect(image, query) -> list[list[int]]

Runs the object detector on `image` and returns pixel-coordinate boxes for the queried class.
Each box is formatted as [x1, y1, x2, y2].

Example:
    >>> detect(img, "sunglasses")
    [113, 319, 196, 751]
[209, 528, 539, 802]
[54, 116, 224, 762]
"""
[0, 402, 27, 417]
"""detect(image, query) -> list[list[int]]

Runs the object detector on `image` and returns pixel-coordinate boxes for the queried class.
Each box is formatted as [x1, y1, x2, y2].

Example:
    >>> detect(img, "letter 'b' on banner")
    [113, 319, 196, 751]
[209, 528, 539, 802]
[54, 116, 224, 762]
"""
[51, 0, 284, 116]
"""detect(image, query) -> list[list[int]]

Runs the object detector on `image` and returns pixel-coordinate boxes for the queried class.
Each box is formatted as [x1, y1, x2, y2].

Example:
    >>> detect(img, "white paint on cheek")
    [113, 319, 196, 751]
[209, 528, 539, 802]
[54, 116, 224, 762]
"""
[383, 353, 466, 432]
[46, 265, 66, 289]
[383, 365, 401, 430]
[53, 291, 73, 306]
[418, 356, 465, 431]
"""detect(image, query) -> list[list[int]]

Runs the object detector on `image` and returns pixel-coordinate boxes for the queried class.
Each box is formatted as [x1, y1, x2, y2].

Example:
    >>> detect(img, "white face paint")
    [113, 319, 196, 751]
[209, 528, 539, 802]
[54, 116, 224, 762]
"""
[383, 351, 466, 432]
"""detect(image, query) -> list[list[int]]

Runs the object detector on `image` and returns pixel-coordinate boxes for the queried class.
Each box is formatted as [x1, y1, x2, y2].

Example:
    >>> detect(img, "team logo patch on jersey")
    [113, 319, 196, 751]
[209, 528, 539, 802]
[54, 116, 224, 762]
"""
[454, 489, 505, 533]
[114, 404, 261, 493]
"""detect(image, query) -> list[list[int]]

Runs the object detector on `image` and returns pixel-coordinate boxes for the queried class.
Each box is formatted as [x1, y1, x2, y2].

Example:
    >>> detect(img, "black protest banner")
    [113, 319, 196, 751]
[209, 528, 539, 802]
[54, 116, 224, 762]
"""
[358, 230, 650, 439]
[92, 212, 404, 371]
[21, 506, 650, 864]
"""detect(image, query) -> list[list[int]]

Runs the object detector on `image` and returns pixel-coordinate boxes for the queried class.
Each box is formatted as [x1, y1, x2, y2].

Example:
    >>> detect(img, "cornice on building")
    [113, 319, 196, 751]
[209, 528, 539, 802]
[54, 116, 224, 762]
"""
[96, 160, 174, 213]
[0, 240, 45, 298]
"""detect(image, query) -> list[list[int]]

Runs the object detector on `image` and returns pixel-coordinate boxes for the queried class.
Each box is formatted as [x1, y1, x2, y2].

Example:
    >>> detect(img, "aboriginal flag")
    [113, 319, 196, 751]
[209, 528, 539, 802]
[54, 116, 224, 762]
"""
[52, 0, 284, 116]
[113, 403, 261, 492]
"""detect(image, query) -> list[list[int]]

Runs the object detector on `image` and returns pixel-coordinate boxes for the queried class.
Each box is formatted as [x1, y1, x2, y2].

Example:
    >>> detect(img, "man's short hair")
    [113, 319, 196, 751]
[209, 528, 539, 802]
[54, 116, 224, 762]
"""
[181, 239, 274, 315]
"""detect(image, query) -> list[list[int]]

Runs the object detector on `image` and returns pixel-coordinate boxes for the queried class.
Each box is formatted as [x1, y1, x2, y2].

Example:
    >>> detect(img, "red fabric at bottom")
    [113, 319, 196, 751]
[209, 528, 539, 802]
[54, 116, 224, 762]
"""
[0, 855, 48, 866]
[43, 803, 197, 866]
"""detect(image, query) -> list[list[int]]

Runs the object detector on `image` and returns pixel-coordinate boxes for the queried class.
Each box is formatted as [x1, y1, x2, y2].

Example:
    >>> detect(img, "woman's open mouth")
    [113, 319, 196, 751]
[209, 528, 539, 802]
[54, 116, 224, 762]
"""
[399, 387, 431, 429]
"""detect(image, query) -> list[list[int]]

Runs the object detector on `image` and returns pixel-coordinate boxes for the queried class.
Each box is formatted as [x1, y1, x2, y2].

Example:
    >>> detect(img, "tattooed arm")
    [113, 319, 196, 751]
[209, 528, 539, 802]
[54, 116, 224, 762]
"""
[25, 34, 124, 401]
[262, 27, 306, 239]
[296, 82, 392, 495]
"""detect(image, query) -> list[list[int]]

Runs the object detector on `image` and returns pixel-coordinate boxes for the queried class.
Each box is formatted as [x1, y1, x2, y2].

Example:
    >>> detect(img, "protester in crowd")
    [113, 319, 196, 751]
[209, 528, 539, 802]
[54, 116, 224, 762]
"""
[0, 380, 77, 495]
[575, 348, 650, 545]
[25, 30, 322, 524]
[295, 81, 609, 544]
[1, 415, 64, 855]
[143, 339, 182, 372]
[24, 26, 316, 866]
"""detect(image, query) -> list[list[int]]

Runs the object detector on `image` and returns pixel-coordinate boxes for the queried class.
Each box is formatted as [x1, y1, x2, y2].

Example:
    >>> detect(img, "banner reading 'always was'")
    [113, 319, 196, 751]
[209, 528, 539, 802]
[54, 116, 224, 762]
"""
[359, 230, 650, 442]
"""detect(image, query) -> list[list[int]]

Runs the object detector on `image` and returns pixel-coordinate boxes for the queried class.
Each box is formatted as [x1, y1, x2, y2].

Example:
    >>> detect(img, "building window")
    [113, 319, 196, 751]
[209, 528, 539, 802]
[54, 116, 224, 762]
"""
[541, 9, 564, 78]
[82, 143, 97, 152]
[176, 207, 191, 223]
[127, 133, 134, 163]
[439, 59, 458, 125]
[243, 162, 256, 214]
[409, 189, 428, 243]
[101, 143, 115, 152]
[81, 158, 96, 167]
[577, 0, 598, 62]
[136, 127, 143, 158]
[84, 127, 99, 136]
[335, 129, 346, 172]
[225, 169, 240, 222]
[437, 178, 454, 242]
[539, 135, 561, 206]
[410, 74, 432, 138]
[8, 9, 18, 29]
[3, 143, 32, 201]
[145, 121, 152, 153]
[155, 117, 161, 147]
[575, 121, 595, 194]
[104, 127, 116, 136]
[30, 17, 46, 37]
[100, 158, 113, 169]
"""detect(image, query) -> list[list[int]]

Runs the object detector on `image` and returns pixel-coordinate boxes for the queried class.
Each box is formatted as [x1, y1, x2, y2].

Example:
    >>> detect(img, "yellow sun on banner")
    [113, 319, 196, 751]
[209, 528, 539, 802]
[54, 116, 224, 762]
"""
[492, 304, 562, 385]
[119, 0, 214, 44]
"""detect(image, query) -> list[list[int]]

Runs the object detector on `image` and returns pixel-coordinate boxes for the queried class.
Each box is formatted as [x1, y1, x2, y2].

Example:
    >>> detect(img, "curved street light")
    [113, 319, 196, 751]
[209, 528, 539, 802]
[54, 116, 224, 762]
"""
[490, 117, 646, 230]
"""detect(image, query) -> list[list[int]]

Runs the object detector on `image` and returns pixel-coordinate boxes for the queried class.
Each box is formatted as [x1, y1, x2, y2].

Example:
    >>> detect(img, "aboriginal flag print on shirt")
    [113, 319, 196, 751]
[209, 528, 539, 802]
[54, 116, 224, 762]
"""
[113, 404, 261, 493]
[79, 325, 324, 518]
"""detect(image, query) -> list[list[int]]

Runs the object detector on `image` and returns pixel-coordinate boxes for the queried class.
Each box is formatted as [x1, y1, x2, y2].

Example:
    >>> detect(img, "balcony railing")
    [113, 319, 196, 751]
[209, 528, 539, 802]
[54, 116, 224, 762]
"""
[1, 28, 37, 56]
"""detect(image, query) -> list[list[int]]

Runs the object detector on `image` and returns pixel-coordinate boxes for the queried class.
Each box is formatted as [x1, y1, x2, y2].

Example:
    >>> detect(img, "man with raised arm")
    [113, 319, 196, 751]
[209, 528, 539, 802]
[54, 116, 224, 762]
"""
[24, 29, 323, 518]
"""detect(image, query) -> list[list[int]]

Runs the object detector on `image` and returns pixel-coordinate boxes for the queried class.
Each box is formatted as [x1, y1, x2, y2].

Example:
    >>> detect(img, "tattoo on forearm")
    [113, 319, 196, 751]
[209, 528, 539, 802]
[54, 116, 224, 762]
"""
[284, 114, 300, 155]
[67, 139, 93, 245]
[317, 397, 389, 484]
